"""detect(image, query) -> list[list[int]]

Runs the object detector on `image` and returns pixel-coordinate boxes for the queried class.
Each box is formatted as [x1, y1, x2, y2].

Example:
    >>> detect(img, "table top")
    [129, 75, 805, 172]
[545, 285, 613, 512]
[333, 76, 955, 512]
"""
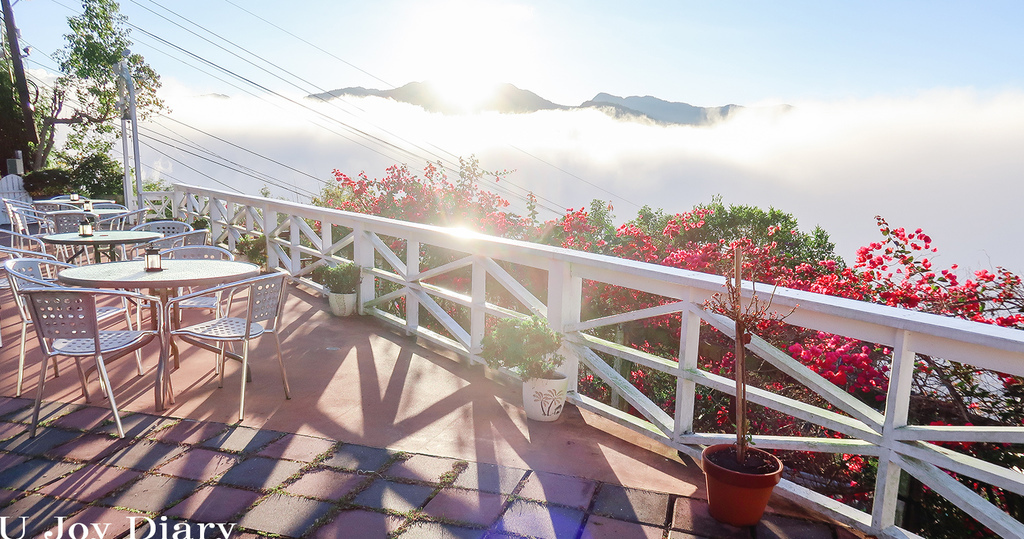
[42, 230, 162, 246]
[58, 259, 261, 289]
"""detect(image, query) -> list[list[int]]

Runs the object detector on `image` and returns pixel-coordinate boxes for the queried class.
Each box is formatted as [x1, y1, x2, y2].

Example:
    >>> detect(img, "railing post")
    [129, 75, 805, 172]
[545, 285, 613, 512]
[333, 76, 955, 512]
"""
[354, 224, 374, 316]
[548, 259, 582, 393]
[872, 330, 915, 533]
[471, 255, 486, 356]
[675, 299, 701, 438]
[171, 188, 186, 221]
[265, 207, 280, 271]
[405, 240, 420, 336]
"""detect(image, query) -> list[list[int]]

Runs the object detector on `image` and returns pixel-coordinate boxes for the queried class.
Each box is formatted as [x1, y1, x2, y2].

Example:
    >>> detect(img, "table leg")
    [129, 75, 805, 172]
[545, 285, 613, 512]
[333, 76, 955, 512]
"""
[153, 288, 175, 411]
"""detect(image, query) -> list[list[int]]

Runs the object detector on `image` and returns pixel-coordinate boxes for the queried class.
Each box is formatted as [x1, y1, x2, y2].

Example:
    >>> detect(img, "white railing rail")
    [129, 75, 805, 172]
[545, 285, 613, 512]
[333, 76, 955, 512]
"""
[153, 184, 1024, 538]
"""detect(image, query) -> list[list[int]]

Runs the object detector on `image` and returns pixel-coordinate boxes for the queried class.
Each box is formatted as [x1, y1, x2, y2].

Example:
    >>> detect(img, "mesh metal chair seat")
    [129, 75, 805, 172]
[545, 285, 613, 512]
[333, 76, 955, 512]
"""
[163, 245, 235, 312]
[23, 287, 162, 438]
[166, 273, 290, 420]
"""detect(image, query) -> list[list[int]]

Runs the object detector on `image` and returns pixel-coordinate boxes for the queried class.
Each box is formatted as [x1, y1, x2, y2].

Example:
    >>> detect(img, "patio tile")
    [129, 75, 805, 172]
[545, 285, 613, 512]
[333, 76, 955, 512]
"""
[155, 447, 239, 481]
[422, 488, 505, 526]
[199, 425, 284, 453]
[38, 506, 140, 539]
[451, 462, 528, 494]
[148, 419, 226, 444]
[0, 458, 82, 491]
[310, 508, 403, 539]
[0, 488, 22, 506]
[0, 494, 84, 538]
[0, 420, 27, 442]
[164, 485, 261, 522]
[45, 432, 130, 461]
[401, 521, 487, 539]
[257, 432, 336, 462]
[0, 451, 29, 472]
[94, 413, 176, 438]
[384, 453, 460, 483]
[36, 463, 142, 502]
[352, 478, 435, 513]
[493, 499, 585, 539]
[321, 443, 395, 473]
[518, 470, 598, 509]
[51, 405, 116, 431]
[284, 468, 366, 500]
[100, 439, 185, 471]
[592, 484, 670, 526]
[756, 514, 835, 538]
[99, 474, 200, 513]
[0, 427, 82, 456]
[238, 493, 334, 537]
[218, 456, 304, 490]
[581, 515, 665, 539]
[0, 400, 79, 424]
[671, 497, 750, 538]
[0, 396, 32, 417]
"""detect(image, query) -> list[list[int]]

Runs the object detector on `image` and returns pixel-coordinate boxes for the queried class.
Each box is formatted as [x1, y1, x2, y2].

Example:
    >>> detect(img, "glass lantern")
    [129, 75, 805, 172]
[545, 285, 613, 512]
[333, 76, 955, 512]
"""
[83, 200, 93, 212]
[145, 247, 163, 272]
[70, 193, 80, 202]
[78, 220, 93, 237]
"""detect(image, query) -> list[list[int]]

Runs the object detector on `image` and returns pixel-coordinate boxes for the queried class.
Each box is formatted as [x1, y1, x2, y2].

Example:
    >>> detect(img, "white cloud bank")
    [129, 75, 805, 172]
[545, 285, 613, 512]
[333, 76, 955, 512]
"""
[150, 84, 1024, 274]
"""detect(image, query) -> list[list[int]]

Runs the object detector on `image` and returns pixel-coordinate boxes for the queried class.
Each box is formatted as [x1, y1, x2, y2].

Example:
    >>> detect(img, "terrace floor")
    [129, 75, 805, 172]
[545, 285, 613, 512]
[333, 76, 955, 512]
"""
[0, 279, 868, 538]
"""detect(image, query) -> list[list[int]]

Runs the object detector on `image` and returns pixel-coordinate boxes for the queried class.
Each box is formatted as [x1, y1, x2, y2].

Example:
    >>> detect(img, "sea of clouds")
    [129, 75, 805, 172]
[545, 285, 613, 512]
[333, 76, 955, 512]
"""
[149, 82, 1024, 275]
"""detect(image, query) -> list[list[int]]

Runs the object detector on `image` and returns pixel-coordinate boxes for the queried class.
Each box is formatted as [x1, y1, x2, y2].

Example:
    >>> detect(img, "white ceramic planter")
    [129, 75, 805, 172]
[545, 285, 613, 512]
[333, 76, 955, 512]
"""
[327, 292, 357, 316]
[522, 373, 568, 421]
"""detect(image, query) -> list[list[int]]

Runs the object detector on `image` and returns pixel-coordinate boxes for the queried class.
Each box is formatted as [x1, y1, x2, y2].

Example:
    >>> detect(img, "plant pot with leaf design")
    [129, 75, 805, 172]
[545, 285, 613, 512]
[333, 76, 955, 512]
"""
[312, 262, 360, 316]
[481, 315, 567, 422]
[700, 249, 789, 527]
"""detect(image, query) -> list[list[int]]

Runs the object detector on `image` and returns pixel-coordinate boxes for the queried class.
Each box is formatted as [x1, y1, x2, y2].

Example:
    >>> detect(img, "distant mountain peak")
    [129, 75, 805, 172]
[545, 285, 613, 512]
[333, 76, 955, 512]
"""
[309, 82, 741, 126]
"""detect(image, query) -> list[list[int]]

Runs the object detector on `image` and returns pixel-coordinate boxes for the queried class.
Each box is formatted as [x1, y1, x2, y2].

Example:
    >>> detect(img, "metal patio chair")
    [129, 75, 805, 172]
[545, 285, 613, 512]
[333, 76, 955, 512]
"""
[166, 273, 291, 420]
[22, 286, 161, 438]
[131, 220, 193, 236]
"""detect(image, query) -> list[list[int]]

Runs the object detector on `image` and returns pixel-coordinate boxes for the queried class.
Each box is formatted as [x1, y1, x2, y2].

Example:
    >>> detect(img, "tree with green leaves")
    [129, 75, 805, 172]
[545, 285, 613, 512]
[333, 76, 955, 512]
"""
[31, 0, 163, 171]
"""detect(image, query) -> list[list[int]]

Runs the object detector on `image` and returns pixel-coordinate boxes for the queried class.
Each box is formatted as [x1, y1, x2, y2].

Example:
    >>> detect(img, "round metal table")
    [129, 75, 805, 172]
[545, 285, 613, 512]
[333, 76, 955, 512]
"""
[42, 230, 161, 264]
[58, 259, 262, 410]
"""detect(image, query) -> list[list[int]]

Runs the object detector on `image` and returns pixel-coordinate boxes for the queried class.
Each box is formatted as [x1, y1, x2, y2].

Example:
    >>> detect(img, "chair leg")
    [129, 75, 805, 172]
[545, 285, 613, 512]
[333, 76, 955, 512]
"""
[273, 333, 290, 399]
[73, 358, 92, 403]
[238, 341, 249, 422]
[93, 355, 124, 438]
[30, 354, 50, 438]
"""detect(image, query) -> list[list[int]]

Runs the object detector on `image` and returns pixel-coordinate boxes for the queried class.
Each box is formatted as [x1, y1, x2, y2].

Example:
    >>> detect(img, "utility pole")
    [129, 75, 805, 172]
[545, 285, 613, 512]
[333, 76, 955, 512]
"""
[1, 0, 39, 147]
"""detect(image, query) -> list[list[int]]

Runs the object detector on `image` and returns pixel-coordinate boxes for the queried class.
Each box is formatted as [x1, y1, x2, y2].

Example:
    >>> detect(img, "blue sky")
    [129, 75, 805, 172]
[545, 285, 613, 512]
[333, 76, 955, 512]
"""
[9, 1, 1024, 273]
[13, 0, 1024, 105]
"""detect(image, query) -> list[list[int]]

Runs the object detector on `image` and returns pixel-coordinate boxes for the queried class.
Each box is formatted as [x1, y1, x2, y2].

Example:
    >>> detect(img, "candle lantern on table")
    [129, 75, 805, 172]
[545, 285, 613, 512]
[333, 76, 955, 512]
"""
[70, 193, 80, 202]
[83, 200, 93, 212]
[145, 247, 163, 272]
[78, 220, 93, 237]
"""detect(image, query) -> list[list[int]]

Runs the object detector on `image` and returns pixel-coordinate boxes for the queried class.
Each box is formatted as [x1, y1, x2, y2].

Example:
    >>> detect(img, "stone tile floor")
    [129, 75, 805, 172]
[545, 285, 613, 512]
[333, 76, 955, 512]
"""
[0, 397, 865, 538]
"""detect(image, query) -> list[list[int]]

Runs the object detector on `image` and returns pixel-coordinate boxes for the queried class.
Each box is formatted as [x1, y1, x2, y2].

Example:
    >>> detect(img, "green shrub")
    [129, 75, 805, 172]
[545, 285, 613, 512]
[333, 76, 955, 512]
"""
[481, 315, 565, 380]
[312, 262, 360, 294]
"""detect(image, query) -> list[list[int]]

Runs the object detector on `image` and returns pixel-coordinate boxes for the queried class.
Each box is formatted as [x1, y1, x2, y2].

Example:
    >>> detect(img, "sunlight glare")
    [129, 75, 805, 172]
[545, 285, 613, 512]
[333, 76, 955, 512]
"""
[397, 0, 536, 110]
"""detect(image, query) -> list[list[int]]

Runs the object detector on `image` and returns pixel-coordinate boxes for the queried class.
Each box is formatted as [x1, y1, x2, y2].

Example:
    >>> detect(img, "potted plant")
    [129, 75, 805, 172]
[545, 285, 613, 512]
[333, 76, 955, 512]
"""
[312, 262, 360, 316]
[700, 249, 789, 527]
[481, 315, 568, 422]
[234, 234, 267, 270]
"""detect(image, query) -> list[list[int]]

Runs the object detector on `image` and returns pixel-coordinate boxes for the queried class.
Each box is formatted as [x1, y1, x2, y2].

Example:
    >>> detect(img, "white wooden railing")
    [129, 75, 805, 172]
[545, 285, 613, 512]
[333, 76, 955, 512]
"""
[147, 184, 1024, 538]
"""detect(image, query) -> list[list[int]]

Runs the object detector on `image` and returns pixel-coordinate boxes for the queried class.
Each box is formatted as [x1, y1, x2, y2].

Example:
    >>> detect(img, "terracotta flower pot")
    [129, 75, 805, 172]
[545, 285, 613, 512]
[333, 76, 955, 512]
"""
[522, 373, 567, 421]
[701, 444, 784, 527]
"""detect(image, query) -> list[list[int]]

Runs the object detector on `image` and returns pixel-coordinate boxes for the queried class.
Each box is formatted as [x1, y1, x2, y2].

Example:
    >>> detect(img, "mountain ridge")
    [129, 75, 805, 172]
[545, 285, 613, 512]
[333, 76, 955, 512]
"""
[308, 82, 741, 126]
